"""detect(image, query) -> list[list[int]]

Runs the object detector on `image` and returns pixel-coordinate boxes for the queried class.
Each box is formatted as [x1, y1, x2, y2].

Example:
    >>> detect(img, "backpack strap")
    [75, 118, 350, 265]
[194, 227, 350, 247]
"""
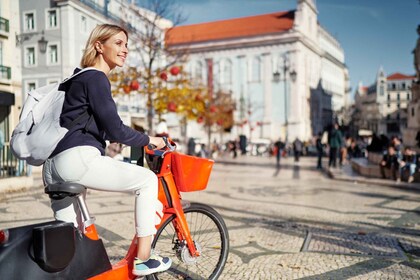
[66, 111, 92, 131]
[62, 68, 98, 132]
[62, 67, 97, 84]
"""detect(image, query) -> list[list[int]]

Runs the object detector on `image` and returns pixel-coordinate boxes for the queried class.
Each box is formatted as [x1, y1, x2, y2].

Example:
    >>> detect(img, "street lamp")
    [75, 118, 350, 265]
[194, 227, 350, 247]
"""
[273, 55, 297, 143]
[16, 30, 48, 54]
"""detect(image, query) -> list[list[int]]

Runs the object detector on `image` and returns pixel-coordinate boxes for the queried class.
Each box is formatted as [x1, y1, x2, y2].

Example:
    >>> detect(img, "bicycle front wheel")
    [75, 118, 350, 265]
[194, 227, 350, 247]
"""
[147, 202, 229, 280]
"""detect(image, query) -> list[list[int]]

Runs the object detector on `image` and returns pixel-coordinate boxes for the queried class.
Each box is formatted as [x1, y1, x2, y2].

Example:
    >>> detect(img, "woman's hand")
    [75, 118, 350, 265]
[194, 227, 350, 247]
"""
[148, 136, 166, 150]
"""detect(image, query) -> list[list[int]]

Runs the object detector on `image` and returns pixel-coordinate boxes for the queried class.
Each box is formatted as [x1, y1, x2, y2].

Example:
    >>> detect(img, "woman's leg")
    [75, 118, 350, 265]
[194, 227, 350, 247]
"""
[43, 146, 161, 258]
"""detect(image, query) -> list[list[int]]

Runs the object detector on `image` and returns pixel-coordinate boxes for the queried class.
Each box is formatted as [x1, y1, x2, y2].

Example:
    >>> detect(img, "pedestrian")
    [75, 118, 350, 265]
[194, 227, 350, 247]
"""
[41, 24, 171, 276]
[274, 138, 285, 167]
[328, 123, 343, 168]
[400, 147, 417, 183]
[293, 137, 303, 162]
[198, 144, 209, 158]
[379, 145, 400, 181]
[347, 138, 361, 160]
[316, 132, 324, 169]
[228, 140, 237, 158]
[187, 137, 196, 156]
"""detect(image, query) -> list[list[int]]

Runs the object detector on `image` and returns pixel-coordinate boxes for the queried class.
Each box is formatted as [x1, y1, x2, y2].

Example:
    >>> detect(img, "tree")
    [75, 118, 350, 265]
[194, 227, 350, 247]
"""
[200, 90, 236, 145]
[116, 0, 187, 134]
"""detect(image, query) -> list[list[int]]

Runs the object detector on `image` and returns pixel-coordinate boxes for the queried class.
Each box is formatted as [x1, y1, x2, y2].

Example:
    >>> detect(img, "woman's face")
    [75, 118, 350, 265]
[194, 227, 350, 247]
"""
[99, 31, 128, 70]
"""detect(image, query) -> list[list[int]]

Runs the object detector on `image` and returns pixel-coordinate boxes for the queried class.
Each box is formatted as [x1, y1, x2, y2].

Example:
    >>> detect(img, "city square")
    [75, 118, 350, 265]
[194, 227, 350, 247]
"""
[0, 0, 420, 279]
[1, 155, 419, 279]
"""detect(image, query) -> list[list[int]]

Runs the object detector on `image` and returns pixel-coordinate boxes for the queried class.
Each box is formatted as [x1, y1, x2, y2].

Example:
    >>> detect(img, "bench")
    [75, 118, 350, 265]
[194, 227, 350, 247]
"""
[351, 153, 420, 182]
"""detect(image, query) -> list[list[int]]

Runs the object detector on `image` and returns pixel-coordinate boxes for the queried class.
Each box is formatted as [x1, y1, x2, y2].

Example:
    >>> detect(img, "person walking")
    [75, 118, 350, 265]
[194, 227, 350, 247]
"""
[316, 132, 324, 169]
[293, 138, 303, 162]
[42, 24, 171, 276]
[328, 123, 343, 168]
[274, 139, 285, 167]
[187, 137, 196, 156]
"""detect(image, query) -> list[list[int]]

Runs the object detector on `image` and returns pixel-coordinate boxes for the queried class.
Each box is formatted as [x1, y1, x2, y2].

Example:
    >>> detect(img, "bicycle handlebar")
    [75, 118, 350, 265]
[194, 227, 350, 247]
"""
[145, 136, 177, 157]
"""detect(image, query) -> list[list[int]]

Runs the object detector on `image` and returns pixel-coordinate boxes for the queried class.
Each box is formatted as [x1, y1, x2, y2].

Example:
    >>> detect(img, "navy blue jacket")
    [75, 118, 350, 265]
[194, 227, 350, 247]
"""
[51, 68, 149, 157]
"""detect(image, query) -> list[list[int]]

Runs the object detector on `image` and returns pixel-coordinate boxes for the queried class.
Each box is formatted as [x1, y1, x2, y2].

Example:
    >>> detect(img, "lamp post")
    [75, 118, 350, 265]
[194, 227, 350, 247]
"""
[16, 30, 48, 53]
[273, 55, 297, 143]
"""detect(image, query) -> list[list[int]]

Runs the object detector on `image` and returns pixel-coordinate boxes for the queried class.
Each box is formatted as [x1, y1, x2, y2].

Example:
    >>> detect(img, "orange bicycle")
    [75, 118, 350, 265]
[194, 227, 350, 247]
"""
[142, 137, 230, 279]
[0, 138, 229, 280]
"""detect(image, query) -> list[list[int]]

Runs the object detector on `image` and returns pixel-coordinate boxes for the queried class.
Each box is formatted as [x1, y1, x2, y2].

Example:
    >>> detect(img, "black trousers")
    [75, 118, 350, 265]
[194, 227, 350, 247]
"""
[329, 147, 338, 167]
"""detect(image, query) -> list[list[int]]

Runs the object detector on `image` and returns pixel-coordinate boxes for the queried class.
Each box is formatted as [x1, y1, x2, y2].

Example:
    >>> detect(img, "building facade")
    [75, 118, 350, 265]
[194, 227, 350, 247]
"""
[167, 0, 349, 143]
[352, 68, 414, 138]
[0, 0, 21, 178]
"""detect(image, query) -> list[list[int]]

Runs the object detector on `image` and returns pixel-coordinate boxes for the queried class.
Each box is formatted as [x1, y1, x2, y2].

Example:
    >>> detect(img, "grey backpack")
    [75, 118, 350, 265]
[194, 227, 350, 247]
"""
[10, 68, 96, 166]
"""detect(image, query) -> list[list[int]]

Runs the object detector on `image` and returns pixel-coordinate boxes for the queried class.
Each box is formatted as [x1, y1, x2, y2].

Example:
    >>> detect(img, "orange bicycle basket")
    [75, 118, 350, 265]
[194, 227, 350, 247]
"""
[171, 153, 214, 192]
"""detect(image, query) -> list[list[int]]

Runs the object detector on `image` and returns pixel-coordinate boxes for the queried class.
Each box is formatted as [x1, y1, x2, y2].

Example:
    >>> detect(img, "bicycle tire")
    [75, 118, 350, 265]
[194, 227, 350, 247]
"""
[147, 202, 229, 280]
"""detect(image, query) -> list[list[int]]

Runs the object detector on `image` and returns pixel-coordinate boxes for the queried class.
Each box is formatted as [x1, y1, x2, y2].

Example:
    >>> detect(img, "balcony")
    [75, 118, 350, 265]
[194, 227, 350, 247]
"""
[0, 65, 11, 82]
[0, 17, 9, 38]
[78, 0, 137, 32]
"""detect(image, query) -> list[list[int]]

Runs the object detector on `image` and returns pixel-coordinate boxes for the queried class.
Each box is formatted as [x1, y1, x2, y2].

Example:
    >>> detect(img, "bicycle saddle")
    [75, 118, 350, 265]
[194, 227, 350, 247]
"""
[45, 183, 86, 199]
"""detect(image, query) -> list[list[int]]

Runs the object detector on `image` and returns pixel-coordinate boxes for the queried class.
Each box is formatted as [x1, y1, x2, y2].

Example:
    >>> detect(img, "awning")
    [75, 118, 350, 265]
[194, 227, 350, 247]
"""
[0, 91, 15, 106]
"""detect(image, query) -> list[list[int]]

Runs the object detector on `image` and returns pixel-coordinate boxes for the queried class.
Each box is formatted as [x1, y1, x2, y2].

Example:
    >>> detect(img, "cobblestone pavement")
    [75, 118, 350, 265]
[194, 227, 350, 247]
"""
[1, 155, 419, 279]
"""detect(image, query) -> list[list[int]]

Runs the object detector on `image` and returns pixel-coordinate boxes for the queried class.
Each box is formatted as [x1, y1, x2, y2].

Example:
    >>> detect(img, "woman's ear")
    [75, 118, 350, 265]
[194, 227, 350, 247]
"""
[95, 41, 103, 54]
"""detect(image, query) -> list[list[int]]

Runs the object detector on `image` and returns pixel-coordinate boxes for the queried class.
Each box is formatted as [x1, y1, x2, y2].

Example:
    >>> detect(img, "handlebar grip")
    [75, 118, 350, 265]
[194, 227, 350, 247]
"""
[147, 144, 157, 150]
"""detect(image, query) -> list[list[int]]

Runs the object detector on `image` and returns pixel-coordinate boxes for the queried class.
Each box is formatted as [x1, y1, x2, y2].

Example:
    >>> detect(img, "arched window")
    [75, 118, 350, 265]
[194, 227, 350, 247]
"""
[223, 59, 232, 84]
[194, 60, 203, 82]
[252, 56, 261, 82]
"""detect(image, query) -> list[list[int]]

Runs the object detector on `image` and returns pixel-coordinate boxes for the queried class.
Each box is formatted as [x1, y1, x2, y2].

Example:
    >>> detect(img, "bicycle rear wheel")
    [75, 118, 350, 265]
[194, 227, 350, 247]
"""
[147, 202, 229, 280]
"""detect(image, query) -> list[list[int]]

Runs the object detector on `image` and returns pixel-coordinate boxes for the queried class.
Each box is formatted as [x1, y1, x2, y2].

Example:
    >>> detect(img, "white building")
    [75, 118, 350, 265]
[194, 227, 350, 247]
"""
[353, 68, 415, 137]
[167, 0, 349, 143]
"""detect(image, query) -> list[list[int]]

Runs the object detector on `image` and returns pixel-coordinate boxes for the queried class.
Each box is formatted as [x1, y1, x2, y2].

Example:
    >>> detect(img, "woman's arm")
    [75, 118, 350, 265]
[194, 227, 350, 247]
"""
[87, 72, 150, 147]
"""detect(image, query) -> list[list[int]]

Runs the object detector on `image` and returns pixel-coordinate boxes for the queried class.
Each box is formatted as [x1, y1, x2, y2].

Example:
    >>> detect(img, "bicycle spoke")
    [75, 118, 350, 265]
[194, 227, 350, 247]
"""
[150, 204, 228, 280]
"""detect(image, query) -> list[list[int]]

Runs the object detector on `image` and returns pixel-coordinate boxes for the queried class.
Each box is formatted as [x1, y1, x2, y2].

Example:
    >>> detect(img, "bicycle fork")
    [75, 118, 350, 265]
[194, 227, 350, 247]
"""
[158, 174, 200, 258]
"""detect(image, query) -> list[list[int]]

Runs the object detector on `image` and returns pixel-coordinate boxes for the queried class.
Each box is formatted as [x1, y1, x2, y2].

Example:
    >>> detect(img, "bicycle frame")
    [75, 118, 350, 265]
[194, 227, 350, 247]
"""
[89, 144, 198, 280]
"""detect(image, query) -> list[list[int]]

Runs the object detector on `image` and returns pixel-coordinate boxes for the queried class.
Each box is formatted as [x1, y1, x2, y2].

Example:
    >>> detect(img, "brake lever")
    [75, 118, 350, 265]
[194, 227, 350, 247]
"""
[162, 137, 176, 151]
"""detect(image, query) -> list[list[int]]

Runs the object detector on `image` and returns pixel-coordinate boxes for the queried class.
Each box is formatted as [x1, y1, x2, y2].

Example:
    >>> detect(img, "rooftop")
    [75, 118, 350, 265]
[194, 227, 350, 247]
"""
[166, 10, 295, 45]
[387, 72, 415, 81]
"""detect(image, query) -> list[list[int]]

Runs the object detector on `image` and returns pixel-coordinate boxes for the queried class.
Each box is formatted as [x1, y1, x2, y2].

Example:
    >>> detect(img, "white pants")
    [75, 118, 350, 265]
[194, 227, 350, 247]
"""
[43, 146, 162, 237]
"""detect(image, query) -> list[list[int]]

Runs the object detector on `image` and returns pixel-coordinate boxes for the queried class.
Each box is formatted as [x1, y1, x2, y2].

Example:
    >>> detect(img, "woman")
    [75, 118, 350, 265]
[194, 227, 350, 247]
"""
[42, 24, 171, 276]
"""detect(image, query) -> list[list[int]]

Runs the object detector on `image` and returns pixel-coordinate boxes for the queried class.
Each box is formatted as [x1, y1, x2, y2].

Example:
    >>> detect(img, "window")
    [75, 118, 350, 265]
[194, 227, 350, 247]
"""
[25, 47, 36, 66]
[24, 12, 35, 31]
[397, 113, 400, 120]
[26, 81, 36, 92]
[251, 56, 261, 82]
[0, 41, 3, 65]
[47, 44, 58, 64]
[223, 59, 232, 84]
[391, 83, 396, 90]
[412, 107, 415, 117]
[379, 86, 384, 96]
[387, 103, 390, 108]
[407, 93, 410, 100]
[402, 82, 406, 89]
[47, 9, 58, 29]
[397, 93, 400, 100]
[194, 61, 203, 81]
[387, 94, 390, 100]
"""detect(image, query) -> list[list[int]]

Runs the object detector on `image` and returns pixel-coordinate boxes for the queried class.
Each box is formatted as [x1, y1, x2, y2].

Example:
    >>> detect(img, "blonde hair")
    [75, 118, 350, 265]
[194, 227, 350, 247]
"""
[80, 24, 128, 68]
